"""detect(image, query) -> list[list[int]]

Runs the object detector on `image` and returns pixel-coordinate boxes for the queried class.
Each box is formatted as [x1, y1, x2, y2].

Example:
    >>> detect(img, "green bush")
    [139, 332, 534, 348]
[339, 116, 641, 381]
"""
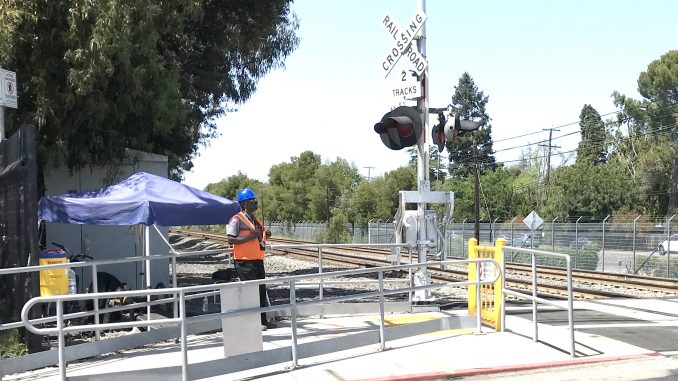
[0, 329, 28, 359]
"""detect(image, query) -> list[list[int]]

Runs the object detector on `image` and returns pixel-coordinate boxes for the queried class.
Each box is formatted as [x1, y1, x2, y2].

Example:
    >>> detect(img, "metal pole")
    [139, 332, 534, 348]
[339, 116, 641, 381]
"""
[668, 214, 675, 277]
[415, 0, 430, 300]
[318, 247, 324, 301]
[0, 106, 5, 141]
[180, 291, 188, 381]
[602, 215, 610, 272]
[510, 217, 516, 261]
[57, 299, 67, 380]
[531, 252, 538, 342]
[145, 225, 152, 320]
[92, 264, 101, 341]
[575, 216, 582, 269]
[290, 280, 299, 368]
[475, 262, 482, 334]
[633, 215, 641, 271]
[378, 271, 386, 350]
[462, 218, 467, 255]
[492, 217, 499, 243]
[552, 217, 558, 253]
[567, 256, 574, 357]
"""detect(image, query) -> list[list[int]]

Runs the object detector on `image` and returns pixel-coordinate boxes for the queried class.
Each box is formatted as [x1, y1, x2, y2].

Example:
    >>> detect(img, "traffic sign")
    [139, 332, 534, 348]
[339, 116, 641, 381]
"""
[524, 211, 543, 231]
[391, 70, 421, 99]
[0, 69, 18, 109]
[380, 12, 428, 78]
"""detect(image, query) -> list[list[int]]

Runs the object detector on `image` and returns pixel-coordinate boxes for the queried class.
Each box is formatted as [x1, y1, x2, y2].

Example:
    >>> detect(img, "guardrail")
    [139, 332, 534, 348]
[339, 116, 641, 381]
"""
[20, 258, 502, 381]
[0, 247, 228, 340]
[500, 246, 575, 357]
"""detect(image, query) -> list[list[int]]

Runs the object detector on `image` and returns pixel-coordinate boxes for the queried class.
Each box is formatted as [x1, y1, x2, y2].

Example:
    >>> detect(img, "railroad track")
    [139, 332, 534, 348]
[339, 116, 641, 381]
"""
[170, 229, 678, 300]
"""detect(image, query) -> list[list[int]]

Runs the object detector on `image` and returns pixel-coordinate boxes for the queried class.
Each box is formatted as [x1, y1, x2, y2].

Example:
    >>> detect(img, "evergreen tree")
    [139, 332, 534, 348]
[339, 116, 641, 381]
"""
[445, 73, 495, 179]
[576, 105, 608, 165]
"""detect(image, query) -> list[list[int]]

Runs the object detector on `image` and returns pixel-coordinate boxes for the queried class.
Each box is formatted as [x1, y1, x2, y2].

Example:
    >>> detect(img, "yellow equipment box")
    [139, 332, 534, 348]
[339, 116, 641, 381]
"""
[39, 249, 69, 296]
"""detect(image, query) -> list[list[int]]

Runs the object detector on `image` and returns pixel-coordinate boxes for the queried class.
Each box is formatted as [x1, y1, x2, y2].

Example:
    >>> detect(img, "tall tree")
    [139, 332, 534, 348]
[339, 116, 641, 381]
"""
[266, 151, 321, 222]
[611, 50, 678, 216]
[0, 1, 299, 182]
[445, 72, 495, 179]
[576, 105, 608, 165]
[637, 51, 678, 215]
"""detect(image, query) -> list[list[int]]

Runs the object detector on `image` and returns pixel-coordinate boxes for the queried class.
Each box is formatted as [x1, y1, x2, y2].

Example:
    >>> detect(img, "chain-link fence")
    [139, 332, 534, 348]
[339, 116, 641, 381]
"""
[265, 217, 678, 277]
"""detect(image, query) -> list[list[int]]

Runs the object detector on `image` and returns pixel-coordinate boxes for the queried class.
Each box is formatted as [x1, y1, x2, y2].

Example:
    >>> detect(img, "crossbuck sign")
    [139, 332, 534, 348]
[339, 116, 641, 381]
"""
[380, 11, 428, 78]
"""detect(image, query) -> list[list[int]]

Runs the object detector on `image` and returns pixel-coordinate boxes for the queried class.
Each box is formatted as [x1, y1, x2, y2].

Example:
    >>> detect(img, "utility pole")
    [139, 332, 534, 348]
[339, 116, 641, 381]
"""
[363, 166, 374, 180]
[473, 143, 480, 242]
[540, 128, 560, 186]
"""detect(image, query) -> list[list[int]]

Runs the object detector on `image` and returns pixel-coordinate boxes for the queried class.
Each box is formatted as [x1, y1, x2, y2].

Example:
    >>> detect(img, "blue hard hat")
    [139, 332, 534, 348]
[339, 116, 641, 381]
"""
[237, 188, 256, 203]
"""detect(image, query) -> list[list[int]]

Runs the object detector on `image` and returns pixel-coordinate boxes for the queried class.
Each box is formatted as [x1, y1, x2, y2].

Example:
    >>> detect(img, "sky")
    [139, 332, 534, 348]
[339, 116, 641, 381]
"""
[182, 0, 678, 190]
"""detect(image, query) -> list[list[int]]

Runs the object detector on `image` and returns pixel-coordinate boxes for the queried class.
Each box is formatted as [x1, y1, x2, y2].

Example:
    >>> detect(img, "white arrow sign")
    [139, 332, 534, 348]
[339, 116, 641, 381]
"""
[380, 12, 428, 78]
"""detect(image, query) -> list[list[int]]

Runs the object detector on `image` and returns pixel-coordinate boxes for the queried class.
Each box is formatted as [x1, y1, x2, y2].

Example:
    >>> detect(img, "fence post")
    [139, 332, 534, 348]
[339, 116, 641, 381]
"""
[633, 215, 641, 272]
[668, 214, 675, 278]
[510, 217, 516, 261]
[449, 218, 454, 257]
[551, 217, 558, 253]
[602, 215, 610, 272]
[492, 217, 499, 243]
[462, 218, 468, 255]
[575, 216, 583, 269]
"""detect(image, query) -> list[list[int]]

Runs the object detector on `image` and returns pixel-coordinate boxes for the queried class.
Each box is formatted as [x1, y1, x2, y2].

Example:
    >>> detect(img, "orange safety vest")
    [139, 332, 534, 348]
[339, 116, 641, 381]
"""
[231, 211, 267, 260]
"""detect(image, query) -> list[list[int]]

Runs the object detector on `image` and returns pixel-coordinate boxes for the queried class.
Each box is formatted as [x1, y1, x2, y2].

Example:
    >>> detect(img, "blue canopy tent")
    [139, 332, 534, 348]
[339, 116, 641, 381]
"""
[38, 171, 241, 300]
[38, 171, 240, 226]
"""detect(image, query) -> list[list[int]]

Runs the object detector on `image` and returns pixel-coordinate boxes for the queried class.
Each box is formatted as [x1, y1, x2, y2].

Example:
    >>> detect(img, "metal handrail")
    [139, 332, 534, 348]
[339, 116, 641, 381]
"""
[20, 258, 502, 381]
[0, 248, 229, 334]
[500, 246, 575, 357]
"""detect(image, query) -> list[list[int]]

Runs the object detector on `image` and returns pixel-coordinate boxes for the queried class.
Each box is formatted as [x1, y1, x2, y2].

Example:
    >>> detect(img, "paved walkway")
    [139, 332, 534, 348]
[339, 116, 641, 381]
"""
[5, 298, 678, 380]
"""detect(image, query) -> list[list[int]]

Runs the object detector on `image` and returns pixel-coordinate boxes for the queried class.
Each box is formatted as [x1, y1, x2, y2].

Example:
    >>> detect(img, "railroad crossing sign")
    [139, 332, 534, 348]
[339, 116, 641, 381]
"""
[380, 11, 428, 78]
[0, 68, 17, 109]
[524, 211, 543, 231]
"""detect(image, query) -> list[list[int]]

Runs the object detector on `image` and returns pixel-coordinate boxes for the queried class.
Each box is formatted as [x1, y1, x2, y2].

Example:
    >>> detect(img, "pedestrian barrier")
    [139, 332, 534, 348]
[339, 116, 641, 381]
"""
[467, 237, 505, 330]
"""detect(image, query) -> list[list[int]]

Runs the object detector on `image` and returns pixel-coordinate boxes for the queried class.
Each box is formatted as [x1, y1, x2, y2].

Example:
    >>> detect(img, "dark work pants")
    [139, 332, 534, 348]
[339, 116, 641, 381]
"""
[233, 259, 268, 325]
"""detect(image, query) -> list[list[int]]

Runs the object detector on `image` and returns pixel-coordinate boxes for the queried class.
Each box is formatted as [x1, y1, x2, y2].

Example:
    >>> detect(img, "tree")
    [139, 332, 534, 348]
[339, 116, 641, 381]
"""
[611, 50, 678, 216]
[0, 1, 299, 182]
[265, 151, 321, 222]
[407, 145, 447, 182]
[637, 51, 678, 215]
[576, 105, 608, 165]
[445, 73, 495, 179]
[541, 162, 642, 219]
[347, 166, 416, 224]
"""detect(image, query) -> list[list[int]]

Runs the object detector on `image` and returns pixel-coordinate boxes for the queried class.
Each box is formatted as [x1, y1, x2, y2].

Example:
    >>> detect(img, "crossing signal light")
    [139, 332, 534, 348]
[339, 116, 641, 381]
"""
[374, 106, 423, 150]
[431, 111, 485, 153]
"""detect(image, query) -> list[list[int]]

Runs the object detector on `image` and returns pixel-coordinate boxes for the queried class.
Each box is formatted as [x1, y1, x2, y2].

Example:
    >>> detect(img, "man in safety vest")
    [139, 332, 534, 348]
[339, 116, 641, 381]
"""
[226, 188, 275, 330]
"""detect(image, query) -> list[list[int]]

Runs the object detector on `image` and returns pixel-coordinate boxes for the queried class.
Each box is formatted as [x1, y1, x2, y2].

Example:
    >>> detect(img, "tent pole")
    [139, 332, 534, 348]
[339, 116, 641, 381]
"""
[145, 225, 152, 322]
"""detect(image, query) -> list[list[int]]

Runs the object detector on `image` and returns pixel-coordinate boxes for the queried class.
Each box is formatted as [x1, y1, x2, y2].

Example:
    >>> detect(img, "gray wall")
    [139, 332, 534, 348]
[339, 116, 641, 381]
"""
[43, 150, 169, 291]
